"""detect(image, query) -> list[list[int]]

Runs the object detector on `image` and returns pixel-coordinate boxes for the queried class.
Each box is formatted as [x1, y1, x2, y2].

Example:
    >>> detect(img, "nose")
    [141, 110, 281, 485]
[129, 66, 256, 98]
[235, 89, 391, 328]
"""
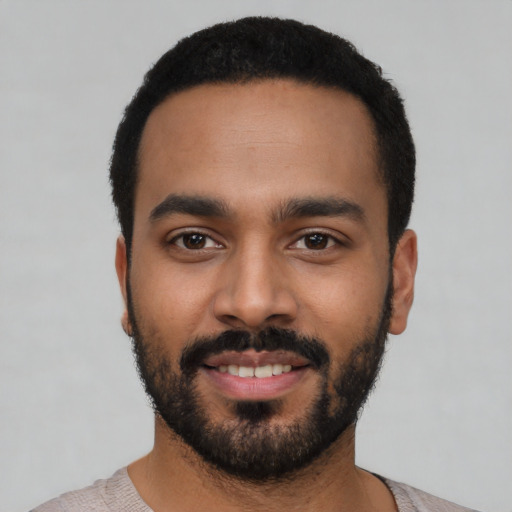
[212, 244, 298, 330]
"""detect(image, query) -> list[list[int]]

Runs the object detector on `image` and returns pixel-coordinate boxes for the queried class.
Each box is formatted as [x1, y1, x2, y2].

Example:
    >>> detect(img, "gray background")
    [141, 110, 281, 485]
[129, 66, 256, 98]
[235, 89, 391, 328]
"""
[1, 1, 511, 511]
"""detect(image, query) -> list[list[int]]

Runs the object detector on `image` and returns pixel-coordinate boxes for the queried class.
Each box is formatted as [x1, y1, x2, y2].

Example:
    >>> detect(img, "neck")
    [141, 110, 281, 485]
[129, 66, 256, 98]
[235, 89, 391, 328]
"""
[128, 416, 396, 512]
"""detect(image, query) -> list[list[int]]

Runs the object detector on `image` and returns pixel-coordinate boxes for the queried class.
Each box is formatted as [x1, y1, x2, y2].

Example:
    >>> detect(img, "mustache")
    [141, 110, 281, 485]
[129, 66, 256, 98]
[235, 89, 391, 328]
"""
[180, 327, 330, 372]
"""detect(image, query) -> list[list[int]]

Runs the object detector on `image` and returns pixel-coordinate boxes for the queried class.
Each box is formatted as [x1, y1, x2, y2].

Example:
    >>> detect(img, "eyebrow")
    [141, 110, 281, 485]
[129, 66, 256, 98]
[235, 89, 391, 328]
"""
[149, 194, 365, 224]
[273, 197, 366, 223]
[149, 194, 230, 222]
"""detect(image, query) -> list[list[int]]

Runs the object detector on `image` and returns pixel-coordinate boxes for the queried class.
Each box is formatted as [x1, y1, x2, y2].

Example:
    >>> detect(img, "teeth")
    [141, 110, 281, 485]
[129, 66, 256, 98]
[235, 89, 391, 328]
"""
[238, 366, 255, 378]
[217, 363, 293, 377]
[272, 364, 283, 375]
[254, 365, 273, 378]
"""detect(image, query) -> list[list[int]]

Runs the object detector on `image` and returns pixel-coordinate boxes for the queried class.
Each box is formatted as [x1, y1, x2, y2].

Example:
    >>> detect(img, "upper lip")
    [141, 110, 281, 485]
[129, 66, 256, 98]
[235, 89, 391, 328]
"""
[203, 349, 311, 368]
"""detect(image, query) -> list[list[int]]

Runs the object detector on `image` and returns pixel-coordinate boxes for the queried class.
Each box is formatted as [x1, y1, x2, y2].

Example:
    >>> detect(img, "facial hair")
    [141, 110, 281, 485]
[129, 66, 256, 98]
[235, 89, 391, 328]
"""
[128, 283, 392, 482]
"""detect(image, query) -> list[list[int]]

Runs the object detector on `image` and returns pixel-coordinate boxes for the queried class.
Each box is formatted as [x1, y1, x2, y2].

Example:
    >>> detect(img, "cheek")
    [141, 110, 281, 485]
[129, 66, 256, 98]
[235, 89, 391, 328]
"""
[297, 266, 388, 338]
[129, 258, 218, 338]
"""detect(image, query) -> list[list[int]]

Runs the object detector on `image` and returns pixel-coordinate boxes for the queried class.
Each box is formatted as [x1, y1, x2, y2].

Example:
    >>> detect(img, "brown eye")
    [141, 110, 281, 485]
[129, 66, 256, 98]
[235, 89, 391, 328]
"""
[304, 233, 330, 249]
[182, 233, 207, 249]
[172, 233, 220, 250]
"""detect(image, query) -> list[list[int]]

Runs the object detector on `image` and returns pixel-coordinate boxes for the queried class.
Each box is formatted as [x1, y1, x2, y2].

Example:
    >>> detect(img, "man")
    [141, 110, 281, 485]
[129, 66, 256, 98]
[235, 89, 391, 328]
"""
[33, 17, 478, 512]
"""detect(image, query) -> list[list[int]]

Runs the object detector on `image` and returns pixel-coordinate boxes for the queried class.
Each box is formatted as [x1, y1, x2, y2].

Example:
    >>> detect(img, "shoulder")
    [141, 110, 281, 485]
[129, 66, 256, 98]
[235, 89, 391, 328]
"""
[383, 477, 481, 512]
[30, 467, 150, 512]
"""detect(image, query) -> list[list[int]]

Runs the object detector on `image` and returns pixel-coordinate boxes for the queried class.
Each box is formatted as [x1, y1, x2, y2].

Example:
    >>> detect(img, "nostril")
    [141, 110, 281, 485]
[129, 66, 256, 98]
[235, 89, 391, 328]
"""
[212, 274, 298, 330]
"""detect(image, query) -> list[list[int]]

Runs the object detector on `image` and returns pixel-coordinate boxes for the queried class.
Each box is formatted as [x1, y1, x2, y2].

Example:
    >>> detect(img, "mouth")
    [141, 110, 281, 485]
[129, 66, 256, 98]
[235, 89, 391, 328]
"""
[211, 363, 294, 378]
[200, 349, 313, 401]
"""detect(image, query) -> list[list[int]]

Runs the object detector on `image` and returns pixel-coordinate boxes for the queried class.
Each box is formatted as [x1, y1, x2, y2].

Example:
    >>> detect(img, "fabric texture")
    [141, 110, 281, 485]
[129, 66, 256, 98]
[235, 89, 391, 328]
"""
[31, 467, 480, 512]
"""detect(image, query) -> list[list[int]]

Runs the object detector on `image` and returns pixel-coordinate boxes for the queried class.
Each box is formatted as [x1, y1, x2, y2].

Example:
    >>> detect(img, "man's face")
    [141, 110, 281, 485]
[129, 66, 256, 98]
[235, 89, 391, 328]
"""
[116, 80, 415, 480]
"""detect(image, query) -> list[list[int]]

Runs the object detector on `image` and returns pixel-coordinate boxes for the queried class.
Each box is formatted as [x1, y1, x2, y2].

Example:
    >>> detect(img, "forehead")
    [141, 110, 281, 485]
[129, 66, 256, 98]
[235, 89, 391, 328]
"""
[136, 79, 384, 225]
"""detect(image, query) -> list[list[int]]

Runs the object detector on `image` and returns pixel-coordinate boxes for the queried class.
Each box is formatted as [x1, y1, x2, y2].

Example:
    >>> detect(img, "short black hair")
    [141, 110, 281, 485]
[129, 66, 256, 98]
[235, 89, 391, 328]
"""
[110, 16, 415, 252]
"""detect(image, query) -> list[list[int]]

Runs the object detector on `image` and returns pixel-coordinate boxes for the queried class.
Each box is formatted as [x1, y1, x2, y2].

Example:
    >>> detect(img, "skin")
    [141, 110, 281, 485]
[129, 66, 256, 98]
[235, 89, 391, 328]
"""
[115, 79, 417, 511]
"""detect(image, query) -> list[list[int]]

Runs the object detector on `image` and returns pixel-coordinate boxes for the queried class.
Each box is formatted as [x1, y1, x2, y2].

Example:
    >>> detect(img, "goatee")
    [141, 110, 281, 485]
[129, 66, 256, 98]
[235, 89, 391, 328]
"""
[128, 283, 392, 482]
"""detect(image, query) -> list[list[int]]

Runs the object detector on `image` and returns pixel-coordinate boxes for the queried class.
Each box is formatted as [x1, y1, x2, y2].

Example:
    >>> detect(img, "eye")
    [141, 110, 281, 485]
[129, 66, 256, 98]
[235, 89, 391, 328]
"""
[293, 233, 337, 250]
[171, 232, 221, 250]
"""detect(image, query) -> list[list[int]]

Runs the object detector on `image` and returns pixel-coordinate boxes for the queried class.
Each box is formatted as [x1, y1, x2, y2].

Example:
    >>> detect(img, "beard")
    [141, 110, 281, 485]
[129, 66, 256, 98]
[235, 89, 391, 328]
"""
[127, 283, 392, 482]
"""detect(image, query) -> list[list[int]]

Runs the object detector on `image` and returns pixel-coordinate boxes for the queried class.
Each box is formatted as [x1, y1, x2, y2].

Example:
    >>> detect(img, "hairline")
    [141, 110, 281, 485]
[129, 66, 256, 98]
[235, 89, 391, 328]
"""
[131, 77, 389, 249]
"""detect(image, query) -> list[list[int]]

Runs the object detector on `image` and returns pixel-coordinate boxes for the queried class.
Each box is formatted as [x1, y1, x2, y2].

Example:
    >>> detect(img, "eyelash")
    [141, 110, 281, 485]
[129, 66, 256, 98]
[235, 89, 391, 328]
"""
[167, 230, 344, 251]
[168, 231, 222, 250]
[291, 232, 340, 250]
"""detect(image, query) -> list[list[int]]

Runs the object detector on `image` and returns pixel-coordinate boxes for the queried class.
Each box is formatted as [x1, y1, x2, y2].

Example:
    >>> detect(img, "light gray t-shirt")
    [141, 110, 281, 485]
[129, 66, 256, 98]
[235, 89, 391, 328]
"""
[31, 467, 479, 512]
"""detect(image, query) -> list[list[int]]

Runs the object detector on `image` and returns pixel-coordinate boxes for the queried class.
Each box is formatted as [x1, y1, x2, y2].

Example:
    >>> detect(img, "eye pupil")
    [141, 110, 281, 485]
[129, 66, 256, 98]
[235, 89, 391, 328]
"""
[305, 234, 328, 249]
[183, 234, 206, 249]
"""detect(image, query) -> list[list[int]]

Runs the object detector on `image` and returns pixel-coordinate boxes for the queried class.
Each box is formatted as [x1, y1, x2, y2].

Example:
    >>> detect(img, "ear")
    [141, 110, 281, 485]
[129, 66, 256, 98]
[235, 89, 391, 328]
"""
[389, 229, 418, 335]
[115, 235, 132, 336]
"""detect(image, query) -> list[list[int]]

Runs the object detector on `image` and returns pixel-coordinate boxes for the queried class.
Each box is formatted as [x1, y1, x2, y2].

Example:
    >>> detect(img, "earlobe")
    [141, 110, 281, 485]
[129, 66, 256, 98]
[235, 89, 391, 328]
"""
[389, 229, 418, 335]
[121, 309, 133, 337]
[115, 236, 132, 336]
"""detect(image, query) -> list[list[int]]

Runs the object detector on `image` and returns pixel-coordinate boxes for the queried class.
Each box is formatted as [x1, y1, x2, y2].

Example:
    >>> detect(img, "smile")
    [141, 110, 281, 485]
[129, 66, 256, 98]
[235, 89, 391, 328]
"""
[214, 363, 293, 378]
[200, 349, 312, 400]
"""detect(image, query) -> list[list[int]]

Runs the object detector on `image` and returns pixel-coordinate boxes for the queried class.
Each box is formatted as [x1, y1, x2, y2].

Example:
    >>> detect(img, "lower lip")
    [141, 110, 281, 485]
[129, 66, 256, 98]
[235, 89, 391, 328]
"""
[200, 367, 310, 401]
